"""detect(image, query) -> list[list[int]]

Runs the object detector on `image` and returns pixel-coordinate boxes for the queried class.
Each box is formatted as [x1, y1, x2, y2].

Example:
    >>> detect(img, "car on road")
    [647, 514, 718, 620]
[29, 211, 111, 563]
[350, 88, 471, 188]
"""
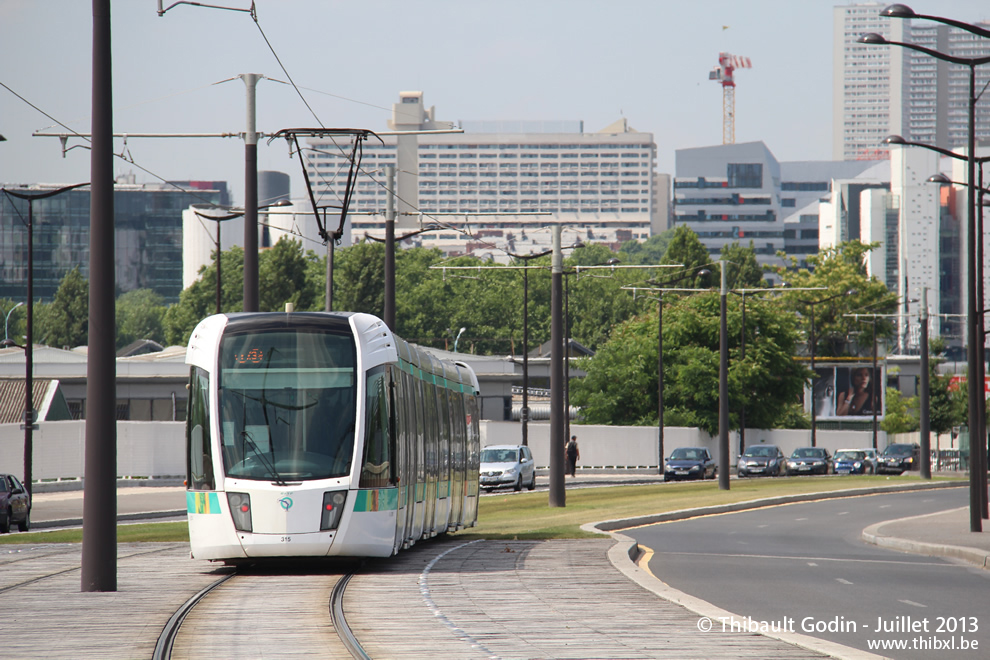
[480, 445, 537, 491]
[663, 447, 716, 481]
[858, 447, 880, 473]
[0, 473, 31, 533]
[833, 449, 872, 475]
[736, 444, 787, 477]
[877, 443, 922, 474]
[785, 447, 833, 476]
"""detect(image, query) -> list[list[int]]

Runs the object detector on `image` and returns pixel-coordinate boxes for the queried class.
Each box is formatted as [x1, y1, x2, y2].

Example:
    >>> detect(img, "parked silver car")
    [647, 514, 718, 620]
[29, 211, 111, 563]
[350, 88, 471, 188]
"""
[480, 445, 537, 491]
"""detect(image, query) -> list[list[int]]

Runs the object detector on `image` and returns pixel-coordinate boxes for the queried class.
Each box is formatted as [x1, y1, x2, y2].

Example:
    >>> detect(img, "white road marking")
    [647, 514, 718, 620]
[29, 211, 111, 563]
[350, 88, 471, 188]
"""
[836, 578, 854, 585]
[898, 599, 927, 608]
[807, 562, 818, 567]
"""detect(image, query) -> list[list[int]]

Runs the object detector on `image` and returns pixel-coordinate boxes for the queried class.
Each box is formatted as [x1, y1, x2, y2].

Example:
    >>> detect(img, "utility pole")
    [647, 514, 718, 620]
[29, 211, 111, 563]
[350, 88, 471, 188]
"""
[82, 0, 116, 593]
[384, 165, 396, 329]
[549, 225, 565, 507]
[241, 73, 260, 312]
[718, 261, 730, 490]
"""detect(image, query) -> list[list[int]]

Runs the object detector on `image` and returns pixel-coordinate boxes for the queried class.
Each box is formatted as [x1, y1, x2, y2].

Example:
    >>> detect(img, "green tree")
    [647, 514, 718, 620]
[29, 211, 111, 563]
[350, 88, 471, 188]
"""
[881, 387, 919, 434]
[163, 246, 244, 346]
[116, 289, 165, 350]
[36, 267, 89, 348]
[720, 241, 766, 289]
[773, 241, 899, 357]
[660, 226, 712, 289]
[926, 338, 967, 435]
[571, 291, 809, 434]
[259, 237, 321, 312]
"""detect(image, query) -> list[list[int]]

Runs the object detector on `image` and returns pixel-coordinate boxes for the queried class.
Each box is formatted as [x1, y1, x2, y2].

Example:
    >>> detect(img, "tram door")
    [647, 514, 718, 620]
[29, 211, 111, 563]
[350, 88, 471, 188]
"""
[447, 389, 464, 528]
[434, 387, 451, 532]
[400, 370, 418, 548]
[411, 375, 426, 541]
[423, 380, 439, 535]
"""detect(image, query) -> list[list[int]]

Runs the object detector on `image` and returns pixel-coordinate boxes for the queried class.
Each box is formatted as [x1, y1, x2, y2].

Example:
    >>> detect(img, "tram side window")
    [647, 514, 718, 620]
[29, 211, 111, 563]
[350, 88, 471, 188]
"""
[361, 366, 392, 488]
[187, 367, 215, 491]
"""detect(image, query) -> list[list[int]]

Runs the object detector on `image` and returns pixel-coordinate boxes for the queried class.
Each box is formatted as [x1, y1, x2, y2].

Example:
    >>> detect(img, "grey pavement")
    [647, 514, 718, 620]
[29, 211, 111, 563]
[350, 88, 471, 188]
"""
[4, 476, 989, 659]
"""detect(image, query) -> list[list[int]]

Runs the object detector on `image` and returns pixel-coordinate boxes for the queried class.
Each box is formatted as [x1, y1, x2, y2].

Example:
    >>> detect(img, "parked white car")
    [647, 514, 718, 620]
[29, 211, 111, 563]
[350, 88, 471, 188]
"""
[480, 445, 537, 491]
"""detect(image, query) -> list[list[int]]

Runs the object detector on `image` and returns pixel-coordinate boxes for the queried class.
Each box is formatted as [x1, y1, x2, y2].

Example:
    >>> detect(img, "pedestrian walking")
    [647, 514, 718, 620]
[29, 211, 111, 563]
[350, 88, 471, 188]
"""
[565, 435, 580, 477]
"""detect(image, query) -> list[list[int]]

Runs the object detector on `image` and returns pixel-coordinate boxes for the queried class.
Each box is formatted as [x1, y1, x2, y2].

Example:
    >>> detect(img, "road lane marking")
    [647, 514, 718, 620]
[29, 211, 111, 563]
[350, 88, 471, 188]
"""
[898, 599, 927, 608]
[654, 550, 957, 567]
[836, 578, 854, 584]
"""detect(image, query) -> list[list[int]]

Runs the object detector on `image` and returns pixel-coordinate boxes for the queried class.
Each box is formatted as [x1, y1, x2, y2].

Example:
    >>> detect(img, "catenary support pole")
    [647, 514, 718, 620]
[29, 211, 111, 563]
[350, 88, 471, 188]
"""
[241, 73, 260, 312]
[549, 225, 565, 507]
[718, 261, 730, 490]
[384, 165, 396, 329]
[82, 0, 117, 592]
[920, 287, 931, 479]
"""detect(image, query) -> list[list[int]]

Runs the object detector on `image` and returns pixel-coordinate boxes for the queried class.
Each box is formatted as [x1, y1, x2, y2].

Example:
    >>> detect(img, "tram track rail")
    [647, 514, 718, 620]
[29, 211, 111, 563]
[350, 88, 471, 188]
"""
[154, 565, 369, 660]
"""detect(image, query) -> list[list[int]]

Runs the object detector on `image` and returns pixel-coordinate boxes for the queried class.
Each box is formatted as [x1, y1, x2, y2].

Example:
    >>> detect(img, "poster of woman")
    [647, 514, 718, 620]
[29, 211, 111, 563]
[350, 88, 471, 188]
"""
[835, 365, 881, 417]
[808, 364, 884, 420]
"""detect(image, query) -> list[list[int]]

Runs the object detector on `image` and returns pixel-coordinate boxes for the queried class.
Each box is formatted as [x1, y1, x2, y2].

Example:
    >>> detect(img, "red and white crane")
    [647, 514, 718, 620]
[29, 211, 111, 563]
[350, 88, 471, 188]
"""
[709, 52, 752, 144]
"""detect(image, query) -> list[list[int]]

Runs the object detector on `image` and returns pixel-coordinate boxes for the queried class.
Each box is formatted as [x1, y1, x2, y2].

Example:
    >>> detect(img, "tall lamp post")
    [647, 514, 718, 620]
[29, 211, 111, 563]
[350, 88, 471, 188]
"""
[3, 302, 24, 342]
[858, 6, 990, 532]
[2, 183, 89, 498]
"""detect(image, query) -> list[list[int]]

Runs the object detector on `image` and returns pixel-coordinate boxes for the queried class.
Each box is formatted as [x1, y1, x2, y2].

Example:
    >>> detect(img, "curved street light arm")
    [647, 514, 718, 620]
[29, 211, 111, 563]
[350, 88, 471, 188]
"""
[881, 4, 990, 40]
[858, 34, 990, 67]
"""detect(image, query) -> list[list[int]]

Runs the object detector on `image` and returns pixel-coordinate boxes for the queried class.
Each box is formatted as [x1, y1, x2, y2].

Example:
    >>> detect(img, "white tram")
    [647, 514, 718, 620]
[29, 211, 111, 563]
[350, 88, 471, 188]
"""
[184, 311, 480, 561]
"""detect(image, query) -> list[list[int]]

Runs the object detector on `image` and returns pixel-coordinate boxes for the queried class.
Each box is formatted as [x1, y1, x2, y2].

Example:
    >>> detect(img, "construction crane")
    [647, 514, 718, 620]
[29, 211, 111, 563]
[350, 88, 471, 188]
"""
[709, 52, 752, 144]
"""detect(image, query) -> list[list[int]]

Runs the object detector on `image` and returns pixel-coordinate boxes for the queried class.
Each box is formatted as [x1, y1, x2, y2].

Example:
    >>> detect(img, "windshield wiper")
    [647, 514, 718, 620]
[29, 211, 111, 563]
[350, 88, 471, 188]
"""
[240, 431, 288, 486]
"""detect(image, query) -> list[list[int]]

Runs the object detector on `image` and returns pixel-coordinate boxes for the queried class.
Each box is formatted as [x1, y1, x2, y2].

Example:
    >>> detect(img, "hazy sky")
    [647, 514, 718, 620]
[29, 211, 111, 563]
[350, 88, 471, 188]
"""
[2, 0, 989, 204]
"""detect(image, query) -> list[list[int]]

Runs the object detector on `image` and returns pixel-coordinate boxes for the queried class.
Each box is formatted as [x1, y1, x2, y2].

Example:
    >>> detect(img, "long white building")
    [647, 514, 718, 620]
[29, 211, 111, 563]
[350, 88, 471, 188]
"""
[303, 91, 661, 260]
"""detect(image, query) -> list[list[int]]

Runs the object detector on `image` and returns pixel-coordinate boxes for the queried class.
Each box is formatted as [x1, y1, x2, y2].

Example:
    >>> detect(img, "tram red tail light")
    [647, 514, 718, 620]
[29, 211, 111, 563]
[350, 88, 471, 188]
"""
[321, 490, 347, 530]
[226, 492, 253, 532]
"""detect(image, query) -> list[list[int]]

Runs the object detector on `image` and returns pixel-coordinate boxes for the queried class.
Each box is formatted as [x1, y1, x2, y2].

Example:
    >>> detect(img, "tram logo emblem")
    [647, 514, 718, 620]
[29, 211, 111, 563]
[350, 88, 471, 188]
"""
[278, 497, 293, 511]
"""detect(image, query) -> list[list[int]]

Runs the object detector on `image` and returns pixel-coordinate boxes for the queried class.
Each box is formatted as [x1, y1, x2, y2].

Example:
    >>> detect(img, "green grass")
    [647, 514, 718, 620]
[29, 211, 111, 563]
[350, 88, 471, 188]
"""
[0, 474, 962, 545]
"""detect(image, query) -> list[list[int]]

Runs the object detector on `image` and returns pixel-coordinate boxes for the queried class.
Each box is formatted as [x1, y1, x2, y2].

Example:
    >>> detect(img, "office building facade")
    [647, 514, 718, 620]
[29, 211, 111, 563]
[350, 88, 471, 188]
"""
[1, 180, 228, 304]
[833, 2, 990, 161]
[303, 92, 660, 259]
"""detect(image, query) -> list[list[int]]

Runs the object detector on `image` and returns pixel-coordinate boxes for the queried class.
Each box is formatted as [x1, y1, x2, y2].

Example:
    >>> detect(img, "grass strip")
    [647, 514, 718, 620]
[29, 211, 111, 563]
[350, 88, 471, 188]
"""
[0, 475, 961, 545]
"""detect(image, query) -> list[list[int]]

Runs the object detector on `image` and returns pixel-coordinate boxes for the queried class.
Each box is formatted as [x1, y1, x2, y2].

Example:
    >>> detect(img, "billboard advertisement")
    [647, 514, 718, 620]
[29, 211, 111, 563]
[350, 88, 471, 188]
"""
[809, 364, 884, 420]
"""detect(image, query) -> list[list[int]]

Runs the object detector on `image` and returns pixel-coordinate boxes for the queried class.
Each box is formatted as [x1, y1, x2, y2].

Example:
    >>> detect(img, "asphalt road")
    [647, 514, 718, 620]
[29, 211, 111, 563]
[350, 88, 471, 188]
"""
[628, 488, 990, 659]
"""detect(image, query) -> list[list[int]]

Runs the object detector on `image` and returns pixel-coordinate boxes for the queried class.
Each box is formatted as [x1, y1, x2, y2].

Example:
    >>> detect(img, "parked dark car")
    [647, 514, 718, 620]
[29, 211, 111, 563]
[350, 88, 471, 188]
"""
[664, 447, 716, 481]
[833, 449, 872, 475]
[0, 473, 31, 533]
[736, 444, 787, 477]
[785, 447, 833, 476]
[877, 443, 922, 475]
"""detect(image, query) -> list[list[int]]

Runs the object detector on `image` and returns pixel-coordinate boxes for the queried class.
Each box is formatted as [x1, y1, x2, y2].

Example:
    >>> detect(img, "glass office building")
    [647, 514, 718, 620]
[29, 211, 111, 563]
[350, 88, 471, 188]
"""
[0, 181, 228, 304]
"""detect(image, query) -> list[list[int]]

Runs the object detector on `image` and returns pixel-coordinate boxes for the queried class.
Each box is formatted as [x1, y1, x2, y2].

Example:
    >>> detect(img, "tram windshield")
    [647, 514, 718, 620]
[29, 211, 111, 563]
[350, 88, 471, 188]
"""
[218, 328, 357, 482]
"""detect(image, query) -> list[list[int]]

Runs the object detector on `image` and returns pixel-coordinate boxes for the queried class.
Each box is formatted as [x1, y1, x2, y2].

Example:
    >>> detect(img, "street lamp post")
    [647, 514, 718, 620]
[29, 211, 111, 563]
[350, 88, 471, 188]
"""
[859, 8, 990, 532]
[3, 302, 24, 342]
[920, 287, 932, 479]
[719, 262, 730, 490]
[2, 183, 89, 498]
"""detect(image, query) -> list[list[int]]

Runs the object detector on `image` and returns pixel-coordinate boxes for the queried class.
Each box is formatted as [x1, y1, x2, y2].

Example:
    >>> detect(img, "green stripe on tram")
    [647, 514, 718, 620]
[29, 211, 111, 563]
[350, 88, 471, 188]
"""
[187, 491, 222, 514]
[352, 488, 399, 512]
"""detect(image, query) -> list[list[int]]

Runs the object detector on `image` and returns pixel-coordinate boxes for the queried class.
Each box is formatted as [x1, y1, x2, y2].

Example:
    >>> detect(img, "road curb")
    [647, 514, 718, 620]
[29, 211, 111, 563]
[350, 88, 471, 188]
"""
[861, 507, 990, 570]
[583, 481, 966, 660]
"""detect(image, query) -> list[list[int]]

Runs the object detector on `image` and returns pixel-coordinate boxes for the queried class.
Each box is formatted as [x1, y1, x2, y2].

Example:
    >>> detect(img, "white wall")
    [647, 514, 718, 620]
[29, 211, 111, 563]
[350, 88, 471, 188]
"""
[1, 420, 893, 481]
[0, 421, 185, 481]
[482, 422, 887, 469]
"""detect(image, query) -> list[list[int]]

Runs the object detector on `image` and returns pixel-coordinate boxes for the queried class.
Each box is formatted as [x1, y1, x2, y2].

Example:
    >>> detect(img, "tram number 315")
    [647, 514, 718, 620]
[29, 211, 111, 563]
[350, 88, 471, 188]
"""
[280, 536, 292, 543]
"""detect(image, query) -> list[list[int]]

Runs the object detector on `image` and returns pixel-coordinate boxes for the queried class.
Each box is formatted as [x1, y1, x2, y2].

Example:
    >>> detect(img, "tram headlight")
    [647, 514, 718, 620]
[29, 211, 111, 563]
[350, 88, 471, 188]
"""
[321, 490, 347, 531]
[227, 492, 252, 533]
